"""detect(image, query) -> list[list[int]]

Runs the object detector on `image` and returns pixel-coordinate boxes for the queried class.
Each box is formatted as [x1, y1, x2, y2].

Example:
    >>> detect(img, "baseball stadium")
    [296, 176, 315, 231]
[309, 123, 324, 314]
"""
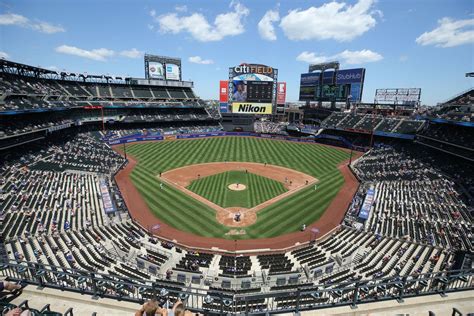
[1, 1, 473, 315]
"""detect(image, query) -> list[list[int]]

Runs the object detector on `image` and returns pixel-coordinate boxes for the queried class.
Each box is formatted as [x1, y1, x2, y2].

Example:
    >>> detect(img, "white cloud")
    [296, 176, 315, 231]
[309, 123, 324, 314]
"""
[280, 0, 379, 41]
[296, 51, 329, 64]
[152, 2, 249, 42]
[337, 49, 383, 64]
[55, 45, 115, 61]
[0, 12, 65, 33]
[119, 48, 142, 58]
[399, 55, 408, 62]
[258, 9, 280, 41]
[175, 5, 187, 12]
[56, 45, 144, 61]
[416, 17, 474, 48]
[150, 9, 156, 18]
[32, 21, 65, 34]
[0, 13, 28, 25]
[296, 49, 383, 65]
[0, 51, 9, 59]
[188, 56, 214, 64]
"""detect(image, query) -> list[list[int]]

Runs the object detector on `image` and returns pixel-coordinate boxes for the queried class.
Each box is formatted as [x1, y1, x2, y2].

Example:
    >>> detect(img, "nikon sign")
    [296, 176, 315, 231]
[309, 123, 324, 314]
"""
[232, 103, 273, 114]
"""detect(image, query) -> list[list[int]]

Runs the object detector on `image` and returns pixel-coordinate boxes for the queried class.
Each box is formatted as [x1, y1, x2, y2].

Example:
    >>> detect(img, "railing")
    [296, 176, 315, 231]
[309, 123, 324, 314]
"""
[1, 261, 472, 315]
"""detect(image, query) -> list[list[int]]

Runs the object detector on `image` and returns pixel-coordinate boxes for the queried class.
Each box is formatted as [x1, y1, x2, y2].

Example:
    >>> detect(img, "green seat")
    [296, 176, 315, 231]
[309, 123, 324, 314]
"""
[17, 266, 27, 274]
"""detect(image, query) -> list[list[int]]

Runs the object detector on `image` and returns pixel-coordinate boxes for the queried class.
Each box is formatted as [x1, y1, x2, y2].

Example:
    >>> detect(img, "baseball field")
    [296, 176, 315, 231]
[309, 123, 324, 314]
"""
[125, 137, 350, 239]
[187, 170, 288, 209]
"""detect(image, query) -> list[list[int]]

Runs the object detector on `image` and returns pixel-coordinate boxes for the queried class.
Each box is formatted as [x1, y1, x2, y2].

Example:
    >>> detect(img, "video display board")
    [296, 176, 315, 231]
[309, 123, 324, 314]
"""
[144, 54, 182, 81]
[148, 62, 164, 79]
[228, 63, 278, 115]
[165, 63, 180, 81]
[299, 68, 365, 102]
[375, 88, 421, 106]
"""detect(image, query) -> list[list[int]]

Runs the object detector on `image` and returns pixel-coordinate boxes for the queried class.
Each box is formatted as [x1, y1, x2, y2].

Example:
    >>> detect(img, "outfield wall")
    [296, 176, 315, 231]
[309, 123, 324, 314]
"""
[106, 131, 358, 149]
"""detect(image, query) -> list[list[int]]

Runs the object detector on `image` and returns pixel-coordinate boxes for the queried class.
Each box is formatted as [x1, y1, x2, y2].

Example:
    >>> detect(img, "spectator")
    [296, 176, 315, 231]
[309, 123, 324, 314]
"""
[134, 299, 165, 316]
[0, 280, 22, 292]
[171, 300, 194, 316]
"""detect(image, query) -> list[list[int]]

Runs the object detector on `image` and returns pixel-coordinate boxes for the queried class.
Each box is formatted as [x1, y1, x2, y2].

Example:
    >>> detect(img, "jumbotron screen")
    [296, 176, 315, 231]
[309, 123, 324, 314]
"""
[228, 63, 277, 115]
[247, 81, 273, 103]
[299, 68, 365, 102]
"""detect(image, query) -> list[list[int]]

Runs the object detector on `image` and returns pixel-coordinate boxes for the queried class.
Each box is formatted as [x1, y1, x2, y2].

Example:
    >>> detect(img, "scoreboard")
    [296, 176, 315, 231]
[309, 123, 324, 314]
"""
[247, 81, 272, 103]
[228, 63, 278, 115]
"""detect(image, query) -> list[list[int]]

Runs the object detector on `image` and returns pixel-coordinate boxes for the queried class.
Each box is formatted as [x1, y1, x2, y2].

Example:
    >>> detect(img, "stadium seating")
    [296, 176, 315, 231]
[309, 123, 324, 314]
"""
[418, 123, 474, 149]
[321, 112, 426, 135]
[348, 144, 472, 253]
[1, 61, 472, 314]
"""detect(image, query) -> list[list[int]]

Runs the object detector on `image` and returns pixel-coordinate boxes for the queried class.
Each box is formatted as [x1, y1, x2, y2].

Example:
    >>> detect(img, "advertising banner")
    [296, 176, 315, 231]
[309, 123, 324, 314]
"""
[322, 71, 335, 84]
[99, 179, 116, 214]
[349, 83, 362, 102]
[277, 82, 286, 105]
[375, 88, 421, 105]
[230, 63, 274, 78]
[165, 63, 180, 80]
[219, 80, 228, 102]
[358, 188, 375, 220]
[219, 102, 228, 113]
[300, 73, 320, 86]
[232, 102, 272, 114]
[336, 68, 364, 84]
[148, 62, 164, 79]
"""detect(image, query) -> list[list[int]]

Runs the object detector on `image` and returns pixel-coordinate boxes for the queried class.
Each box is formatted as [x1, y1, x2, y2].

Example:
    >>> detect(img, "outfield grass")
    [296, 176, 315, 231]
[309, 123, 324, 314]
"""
[126, 137, 350, 239]
[187, 170, 287, 208]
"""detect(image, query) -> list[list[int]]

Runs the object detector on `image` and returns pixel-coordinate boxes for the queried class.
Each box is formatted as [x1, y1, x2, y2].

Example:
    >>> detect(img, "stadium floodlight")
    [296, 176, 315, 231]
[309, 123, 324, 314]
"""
[466, 72, 474, 77]
[308, 61, 340, 73]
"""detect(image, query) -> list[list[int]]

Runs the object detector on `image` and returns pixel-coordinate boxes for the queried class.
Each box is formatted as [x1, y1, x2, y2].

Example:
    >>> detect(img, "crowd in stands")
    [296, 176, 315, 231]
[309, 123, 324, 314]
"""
[0, 67, 201, 111]
[418, 123, 474, 149]
[254, 121, 288, 135]
[348, 144, 472, 253]
[322, 112, 425, 135]
[0, 118, 72, 138]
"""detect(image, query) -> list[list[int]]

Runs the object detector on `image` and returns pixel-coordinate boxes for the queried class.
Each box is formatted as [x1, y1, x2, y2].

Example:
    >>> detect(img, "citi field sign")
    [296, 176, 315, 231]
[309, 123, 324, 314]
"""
[233, 63, 274, 76]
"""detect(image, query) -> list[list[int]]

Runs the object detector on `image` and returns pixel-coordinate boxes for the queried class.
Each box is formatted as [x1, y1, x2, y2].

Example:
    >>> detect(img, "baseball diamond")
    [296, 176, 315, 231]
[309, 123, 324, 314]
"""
[187, 170, 287, 208]
[120, 137, 350, 239]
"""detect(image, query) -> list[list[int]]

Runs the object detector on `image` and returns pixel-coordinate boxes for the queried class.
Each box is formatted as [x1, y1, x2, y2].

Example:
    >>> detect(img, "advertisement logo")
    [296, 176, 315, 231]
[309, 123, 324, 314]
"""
[219, 80, 228, 103]
[300, 73, 320, 86]
[335, 68, 364, 84]
[165, 63, 180, 80]
[277, 82, 286, 105]
[232, 102, 272, 114]
[233, 64, 273, 75]
[149, 62, 164, 79]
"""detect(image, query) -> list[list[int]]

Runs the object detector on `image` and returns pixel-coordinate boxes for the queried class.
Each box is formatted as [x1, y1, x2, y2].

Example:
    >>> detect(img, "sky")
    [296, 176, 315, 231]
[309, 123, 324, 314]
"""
[0, 0, 473, 105]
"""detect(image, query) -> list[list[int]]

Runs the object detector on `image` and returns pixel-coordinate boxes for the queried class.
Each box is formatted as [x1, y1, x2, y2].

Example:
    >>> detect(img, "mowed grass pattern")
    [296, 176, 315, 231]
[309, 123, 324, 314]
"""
[126, 137, 350, 239]
[187, 171, 287, 208]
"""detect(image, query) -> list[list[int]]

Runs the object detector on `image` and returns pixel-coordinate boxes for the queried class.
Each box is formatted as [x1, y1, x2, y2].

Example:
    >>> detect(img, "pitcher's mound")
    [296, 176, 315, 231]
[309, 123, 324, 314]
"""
[228, 183, 247, 191]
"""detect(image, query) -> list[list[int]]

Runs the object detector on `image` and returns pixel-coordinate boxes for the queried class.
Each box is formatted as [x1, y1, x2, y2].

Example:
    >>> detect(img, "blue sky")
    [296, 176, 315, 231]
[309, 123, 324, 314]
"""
[0, 0, 472, 105]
